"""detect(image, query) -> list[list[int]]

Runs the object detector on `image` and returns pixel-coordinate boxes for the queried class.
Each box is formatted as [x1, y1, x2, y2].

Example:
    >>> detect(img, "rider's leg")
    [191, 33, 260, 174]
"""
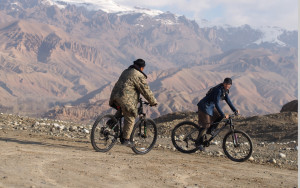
[196, 108, 211, 146]
[106, 103, 122, 129]
[121, 110, 136, 146]
[114, 109, 122, 119]
[207, 108, 222, 134]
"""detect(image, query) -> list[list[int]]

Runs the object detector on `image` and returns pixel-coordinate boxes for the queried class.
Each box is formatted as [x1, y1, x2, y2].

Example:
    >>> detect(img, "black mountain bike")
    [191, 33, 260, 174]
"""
[171, 114, 253, 162]
[91, 98, 157, 154]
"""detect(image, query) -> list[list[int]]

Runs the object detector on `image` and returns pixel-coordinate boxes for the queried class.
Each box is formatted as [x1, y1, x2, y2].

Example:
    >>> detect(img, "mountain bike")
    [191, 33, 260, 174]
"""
[91, 98, 157, 154]
[171, 114, 253, 162]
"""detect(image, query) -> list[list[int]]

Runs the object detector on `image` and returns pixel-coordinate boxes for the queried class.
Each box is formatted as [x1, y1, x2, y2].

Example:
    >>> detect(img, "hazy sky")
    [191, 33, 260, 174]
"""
[114, 0, 298, 30]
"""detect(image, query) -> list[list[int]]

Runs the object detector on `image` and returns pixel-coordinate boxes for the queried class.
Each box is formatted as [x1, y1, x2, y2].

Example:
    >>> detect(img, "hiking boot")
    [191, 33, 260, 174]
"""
[121, 139, 134, 148]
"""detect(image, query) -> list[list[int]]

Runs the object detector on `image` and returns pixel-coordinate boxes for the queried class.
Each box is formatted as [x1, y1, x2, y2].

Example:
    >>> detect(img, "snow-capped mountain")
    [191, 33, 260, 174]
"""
[47, 0, 163, 16]
[45, 0, 296, 47]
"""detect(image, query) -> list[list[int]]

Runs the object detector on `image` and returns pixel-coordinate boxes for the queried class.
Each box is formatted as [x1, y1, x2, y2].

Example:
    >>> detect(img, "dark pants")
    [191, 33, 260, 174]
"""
[197, 107, 222, 143]
[198, 107, 221, 128]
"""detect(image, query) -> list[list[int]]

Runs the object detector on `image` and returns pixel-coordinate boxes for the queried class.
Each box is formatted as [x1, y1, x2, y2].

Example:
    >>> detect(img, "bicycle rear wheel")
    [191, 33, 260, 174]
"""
[90, 114, 118, 152]
[171, 121, 200, 153]
[222, 130, 253, 162]
[131, 119, 157, 155]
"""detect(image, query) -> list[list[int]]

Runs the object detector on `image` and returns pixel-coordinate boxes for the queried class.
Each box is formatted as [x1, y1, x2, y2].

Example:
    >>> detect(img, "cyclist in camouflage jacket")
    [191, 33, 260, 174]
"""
[109, 59, 157, 147]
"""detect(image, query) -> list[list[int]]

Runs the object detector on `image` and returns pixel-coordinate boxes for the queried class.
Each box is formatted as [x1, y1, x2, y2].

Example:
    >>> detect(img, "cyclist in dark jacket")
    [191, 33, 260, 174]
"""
[196, 78, 239, 150]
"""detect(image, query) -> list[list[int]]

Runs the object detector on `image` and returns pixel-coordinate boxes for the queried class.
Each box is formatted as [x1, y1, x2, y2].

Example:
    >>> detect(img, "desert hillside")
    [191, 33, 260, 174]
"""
[0, 0, 297, 121]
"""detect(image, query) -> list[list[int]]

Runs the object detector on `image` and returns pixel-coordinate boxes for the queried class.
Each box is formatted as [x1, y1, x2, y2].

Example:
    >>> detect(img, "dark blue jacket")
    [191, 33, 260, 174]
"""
[197, 83, 237, 118]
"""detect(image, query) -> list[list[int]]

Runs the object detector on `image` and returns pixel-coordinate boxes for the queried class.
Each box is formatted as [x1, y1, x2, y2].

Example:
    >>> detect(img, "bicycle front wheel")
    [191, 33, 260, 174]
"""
[131, 118, 157, 155]
[222, 130, 253, 162]
[90, 114, 118, 152]
[171, 121, 200, 154]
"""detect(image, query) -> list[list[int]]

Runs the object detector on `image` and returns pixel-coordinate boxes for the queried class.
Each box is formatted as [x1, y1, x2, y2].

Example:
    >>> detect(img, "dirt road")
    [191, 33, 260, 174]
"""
[0, 130, 297, 188]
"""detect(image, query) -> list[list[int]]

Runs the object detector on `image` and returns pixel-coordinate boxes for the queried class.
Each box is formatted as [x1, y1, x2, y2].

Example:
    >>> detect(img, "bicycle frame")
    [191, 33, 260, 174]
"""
[203, 115, 236, 146]
[111, 98, 148, 140]
[171, 113, 253, 161]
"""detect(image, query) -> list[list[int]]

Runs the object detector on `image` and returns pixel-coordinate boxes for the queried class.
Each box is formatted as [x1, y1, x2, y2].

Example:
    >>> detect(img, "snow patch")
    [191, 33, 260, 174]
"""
[46, 0, 163, 16]
[253, 26, 286, 46]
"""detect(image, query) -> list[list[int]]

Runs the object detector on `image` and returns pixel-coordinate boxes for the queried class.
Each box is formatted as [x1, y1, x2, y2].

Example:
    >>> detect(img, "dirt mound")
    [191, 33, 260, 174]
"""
[280, 100, 298, 112]
[154, 111, 298, 142]
[234, 112, 298, 142]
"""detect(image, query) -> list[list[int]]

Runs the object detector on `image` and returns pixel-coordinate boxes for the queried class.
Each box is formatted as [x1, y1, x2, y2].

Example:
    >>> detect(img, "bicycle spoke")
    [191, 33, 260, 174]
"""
[171, 121, 200, 153]
[131, 119, 157, 154]
[90, 115, 118, 152]
[223, 130, 253, 162]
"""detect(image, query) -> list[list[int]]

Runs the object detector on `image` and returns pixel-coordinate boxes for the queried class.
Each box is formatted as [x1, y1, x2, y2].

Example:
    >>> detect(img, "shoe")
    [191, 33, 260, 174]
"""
[195, 139, 205, 151]
[198, 145, 205, 152]
[121, 139, 134, 148]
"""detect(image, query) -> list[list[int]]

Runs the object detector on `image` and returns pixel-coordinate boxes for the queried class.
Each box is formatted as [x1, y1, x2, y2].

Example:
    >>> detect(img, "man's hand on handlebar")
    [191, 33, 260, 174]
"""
[224, 110, 239, 119]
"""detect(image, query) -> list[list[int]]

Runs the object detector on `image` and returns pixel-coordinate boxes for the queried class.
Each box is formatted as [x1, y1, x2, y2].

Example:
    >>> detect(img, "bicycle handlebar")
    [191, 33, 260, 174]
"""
[221, 113, 238, 122]
[228, 114, 236, 118]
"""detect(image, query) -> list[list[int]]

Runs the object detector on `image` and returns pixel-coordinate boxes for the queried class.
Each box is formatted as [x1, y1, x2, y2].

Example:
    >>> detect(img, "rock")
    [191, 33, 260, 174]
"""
[216, 151, 223, 156]
[33, 122, 39, 127]
[269, 158, 277, 164]
[83, 129, 89, 134]
[69, 126, 77, 132]
[248, 156, 255, 161]
[278, 153, 286, 158]
[258, 142, 265, 147]
[53, 123, 60, 129]
[211, 141, 219, 145]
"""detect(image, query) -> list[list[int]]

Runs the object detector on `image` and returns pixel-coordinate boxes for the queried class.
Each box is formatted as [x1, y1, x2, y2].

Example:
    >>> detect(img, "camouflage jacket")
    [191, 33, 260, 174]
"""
[109, 65, 157, 116]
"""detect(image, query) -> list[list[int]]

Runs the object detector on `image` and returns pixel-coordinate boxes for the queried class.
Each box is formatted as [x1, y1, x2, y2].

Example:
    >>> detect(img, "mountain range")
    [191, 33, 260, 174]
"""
[0, 0, 297, 122]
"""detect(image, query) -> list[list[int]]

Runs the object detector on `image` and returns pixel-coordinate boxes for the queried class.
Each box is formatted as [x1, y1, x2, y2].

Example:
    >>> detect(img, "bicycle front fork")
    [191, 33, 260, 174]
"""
[232, 132, 239, 147]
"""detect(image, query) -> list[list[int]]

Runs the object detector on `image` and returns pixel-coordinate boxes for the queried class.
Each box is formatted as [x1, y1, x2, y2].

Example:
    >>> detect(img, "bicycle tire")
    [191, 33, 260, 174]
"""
[90, 114, 118, 152]
[222, 130, 253, 162]
[131, 118, 157, 155]
[171, 121, 200, 154]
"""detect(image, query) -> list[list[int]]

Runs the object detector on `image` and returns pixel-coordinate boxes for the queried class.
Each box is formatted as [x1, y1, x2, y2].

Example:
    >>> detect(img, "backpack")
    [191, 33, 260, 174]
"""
[206, 83, 229, 100]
